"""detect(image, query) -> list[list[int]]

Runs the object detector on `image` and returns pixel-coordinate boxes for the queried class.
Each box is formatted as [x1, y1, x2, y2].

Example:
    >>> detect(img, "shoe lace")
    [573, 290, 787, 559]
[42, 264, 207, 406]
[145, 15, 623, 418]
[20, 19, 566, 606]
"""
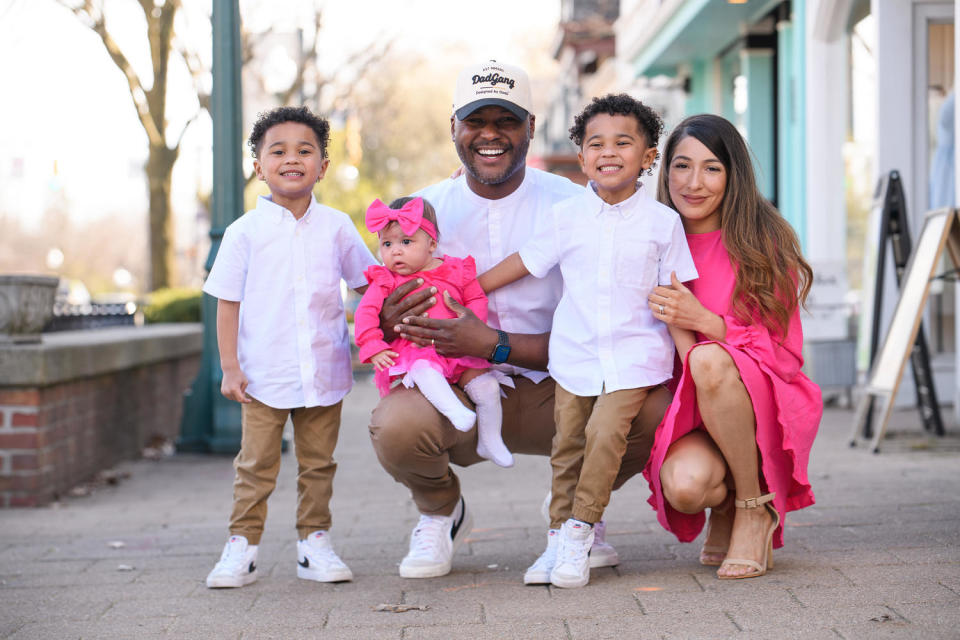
[306, 544, 343, 567]
[217, 541, 248, 571]
[557, 535, 589, 567]
[530, 543, 557, 571]
[408, 515, 446, 558]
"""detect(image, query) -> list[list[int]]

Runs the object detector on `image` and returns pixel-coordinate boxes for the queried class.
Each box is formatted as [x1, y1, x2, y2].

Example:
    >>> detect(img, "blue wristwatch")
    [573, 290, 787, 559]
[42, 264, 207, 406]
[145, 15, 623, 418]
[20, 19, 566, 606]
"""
[489, 330, 511, 364]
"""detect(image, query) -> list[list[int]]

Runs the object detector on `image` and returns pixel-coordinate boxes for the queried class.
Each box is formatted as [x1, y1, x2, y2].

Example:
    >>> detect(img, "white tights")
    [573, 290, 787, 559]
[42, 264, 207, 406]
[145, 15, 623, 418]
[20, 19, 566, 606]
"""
[404, 362, 513, 467]
[405, 361, 476, 432]
[464, 372, 514, 468]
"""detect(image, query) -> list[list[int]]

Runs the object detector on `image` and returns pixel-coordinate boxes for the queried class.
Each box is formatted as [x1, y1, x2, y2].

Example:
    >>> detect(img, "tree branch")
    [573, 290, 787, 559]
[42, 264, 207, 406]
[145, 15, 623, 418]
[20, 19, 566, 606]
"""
[57, 0, 165, 146]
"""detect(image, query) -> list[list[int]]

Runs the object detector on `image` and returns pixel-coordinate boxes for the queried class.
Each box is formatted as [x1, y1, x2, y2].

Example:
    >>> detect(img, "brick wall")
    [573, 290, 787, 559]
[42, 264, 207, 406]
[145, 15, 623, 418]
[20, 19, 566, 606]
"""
[0, 325, 202, 507]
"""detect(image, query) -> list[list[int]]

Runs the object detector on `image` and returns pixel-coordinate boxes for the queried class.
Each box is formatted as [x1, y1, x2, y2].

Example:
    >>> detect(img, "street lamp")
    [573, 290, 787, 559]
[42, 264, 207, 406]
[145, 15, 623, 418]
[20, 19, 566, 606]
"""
[179, 0, 244, 453]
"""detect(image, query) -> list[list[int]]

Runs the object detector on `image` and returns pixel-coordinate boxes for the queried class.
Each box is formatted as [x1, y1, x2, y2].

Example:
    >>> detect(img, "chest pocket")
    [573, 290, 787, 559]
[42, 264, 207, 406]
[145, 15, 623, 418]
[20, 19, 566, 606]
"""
[616, 241, 658, 291]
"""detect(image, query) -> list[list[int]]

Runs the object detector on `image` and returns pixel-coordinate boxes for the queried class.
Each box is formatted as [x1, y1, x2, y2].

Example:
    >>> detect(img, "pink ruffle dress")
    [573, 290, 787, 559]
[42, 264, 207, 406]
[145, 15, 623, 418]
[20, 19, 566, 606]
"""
[354, 255, 490, 396]
[643, 230, 822, 548]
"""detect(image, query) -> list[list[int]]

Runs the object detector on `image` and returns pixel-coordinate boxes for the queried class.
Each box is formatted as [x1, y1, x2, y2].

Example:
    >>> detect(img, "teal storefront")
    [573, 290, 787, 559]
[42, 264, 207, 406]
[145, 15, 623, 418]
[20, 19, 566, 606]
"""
[622, 0, 806, 246]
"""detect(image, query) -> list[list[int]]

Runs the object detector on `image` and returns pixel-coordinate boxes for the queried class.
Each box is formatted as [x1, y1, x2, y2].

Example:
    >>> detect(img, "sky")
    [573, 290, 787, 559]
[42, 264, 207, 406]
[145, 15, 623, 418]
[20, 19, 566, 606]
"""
[0, 0, 559, 237]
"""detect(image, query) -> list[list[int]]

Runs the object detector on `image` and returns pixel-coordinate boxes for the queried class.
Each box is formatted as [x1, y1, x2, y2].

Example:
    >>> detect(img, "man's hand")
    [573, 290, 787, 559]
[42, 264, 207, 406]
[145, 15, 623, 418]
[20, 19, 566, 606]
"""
[221, 365, 251, 404]
[379, 278, 437, 342]
[398, 291, 497, 360]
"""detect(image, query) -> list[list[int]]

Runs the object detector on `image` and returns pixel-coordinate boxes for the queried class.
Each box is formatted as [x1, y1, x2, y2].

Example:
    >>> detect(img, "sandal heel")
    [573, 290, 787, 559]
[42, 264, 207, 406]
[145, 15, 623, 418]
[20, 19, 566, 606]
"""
[717, 492, 779, 580]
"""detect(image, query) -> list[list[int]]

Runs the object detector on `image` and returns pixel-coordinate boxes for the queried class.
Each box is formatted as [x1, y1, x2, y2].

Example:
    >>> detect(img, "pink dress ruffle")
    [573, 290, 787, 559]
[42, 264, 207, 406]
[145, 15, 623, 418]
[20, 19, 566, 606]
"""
[643, 230, 822, 548]
[354, 255, 490, 396]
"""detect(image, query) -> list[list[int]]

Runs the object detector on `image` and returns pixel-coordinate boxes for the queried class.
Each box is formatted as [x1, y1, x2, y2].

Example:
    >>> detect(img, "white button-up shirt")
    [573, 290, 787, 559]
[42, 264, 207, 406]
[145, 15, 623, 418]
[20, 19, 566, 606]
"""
[417, 168, 582, 382]
[519, 182, 698, 396]
[203, 195, 376, 409]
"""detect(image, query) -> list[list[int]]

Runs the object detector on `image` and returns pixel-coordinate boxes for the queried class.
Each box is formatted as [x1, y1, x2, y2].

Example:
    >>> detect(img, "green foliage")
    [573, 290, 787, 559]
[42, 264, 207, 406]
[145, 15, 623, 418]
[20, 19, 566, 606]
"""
[143, 287, 202, 323]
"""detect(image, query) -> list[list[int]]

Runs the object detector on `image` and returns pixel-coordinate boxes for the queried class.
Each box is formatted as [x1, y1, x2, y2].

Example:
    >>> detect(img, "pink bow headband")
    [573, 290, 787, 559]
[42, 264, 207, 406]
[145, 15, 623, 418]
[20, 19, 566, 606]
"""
[365, 197, 437, 240]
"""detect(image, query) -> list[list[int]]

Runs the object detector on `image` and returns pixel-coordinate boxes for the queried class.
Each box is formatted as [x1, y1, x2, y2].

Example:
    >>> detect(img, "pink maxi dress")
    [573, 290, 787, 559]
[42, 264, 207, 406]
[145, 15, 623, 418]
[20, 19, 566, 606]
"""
[354, 255, 490, 397]
[643, 229, 822, 548]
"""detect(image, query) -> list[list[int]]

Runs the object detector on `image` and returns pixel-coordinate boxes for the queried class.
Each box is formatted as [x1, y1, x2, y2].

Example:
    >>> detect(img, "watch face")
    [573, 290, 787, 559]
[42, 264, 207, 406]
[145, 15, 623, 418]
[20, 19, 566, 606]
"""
[492, 343, 511, 364]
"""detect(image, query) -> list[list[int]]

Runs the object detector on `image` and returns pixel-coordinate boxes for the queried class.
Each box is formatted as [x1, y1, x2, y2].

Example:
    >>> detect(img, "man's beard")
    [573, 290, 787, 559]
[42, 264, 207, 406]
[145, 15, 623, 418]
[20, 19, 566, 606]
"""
[456, 134, 530, 186]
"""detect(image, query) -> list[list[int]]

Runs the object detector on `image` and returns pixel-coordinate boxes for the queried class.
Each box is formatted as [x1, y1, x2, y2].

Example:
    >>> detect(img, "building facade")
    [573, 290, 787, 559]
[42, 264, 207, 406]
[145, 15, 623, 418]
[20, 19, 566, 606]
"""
[612, 0, 958, 410]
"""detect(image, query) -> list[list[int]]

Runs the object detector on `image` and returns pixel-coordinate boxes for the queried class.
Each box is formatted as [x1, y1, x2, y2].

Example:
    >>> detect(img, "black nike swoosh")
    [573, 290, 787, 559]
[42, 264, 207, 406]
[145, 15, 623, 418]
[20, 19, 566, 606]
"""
[450, 498, 465, 540]
[249, 562, 257, 573]
[298, 558, 309, 569]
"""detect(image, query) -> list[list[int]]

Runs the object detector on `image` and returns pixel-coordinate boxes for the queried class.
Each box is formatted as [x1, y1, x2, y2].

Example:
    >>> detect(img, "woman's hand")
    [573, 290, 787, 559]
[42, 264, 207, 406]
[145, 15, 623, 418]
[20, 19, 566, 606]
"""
[398, 291, 497, 359]
[649, 272, 726, 341]
[379, 278, 437, 342]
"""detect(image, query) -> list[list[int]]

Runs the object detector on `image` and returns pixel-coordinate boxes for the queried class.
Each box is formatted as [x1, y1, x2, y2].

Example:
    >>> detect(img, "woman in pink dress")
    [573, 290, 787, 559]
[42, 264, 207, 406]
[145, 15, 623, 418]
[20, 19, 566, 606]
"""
[644, 114, 821, 579]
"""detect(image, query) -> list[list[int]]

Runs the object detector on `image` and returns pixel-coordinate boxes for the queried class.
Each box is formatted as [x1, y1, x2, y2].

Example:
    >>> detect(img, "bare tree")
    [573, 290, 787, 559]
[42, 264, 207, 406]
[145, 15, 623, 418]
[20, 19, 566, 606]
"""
[57, 0, 193, 289]
[57, 0, 391, 289]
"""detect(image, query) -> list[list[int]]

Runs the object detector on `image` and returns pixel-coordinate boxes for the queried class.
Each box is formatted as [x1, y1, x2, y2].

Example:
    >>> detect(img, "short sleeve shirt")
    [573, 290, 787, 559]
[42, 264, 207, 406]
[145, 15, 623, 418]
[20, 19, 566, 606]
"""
[417, 168, 582, 382]
[203, 195, 377, 408]
[519, 182, 698, 395]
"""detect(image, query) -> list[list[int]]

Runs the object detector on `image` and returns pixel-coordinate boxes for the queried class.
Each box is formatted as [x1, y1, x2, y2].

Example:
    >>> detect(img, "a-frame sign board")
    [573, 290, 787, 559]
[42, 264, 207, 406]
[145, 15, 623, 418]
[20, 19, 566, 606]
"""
[858, 171, 944, 440]
[851, 207, 960, 452]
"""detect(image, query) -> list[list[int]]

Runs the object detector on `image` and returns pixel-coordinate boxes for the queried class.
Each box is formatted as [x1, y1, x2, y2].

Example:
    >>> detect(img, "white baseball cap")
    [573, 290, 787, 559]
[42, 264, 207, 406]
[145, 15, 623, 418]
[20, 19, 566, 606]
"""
[453, 60, 533, 120]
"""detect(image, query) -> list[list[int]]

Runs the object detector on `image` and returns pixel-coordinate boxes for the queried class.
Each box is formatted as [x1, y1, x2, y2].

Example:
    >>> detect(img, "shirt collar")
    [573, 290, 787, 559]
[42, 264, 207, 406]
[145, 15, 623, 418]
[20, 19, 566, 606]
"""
[256, 194, 318, 224]
[586, 180, 647, 218]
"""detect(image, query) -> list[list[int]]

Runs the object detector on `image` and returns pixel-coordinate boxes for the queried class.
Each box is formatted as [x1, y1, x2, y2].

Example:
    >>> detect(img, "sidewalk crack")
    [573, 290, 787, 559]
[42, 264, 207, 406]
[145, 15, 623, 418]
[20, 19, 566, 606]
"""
[833, 566, 856, 586]
[632, 592, 647, 615]
[786, 587, 806, 608]
[886, 605, 910, 623]
[723, 611, 742, 632]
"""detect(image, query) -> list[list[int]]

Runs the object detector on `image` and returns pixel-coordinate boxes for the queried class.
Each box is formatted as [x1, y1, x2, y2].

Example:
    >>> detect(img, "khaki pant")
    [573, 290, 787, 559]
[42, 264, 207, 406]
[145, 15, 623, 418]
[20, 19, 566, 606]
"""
[549, 385, 652, 527]
[368, 376, 670, 517]
[229, 398, 342, 544]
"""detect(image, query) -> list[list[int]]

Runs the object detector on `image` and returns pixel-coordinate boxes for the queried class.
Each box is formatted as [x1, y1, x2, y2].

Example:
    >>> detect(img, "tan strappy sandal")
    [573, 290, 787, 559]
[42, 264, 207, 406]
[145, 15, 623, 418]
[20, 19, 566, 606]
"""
[717, 492, 779, 580]
[699, 494, 733, 566]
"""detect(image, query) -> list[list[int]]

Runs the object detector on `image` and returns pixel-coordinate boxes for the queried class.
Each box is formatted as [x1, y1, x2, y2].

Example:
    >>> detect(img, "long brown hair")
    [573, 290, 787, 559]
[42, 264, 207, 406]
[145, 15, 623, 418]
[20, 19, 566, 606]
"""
[657, 114, 812, 336]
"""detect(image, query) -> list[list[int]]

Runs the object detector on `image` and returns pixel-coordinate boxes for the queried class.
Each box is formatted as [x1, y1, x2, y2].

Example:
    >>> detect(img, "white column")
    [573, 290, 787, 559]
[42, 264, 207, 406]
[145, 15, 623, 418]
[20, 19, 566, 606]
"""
[802, 0, 850, 345]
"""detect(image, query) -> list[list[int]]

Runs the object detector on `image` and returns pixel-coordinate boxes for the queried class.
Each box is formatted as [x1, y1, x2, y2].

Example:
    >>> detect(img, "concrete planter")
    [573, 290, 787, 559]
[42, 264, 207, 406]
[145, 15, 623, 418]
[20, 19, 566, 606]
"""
[0, 275, 58, 344]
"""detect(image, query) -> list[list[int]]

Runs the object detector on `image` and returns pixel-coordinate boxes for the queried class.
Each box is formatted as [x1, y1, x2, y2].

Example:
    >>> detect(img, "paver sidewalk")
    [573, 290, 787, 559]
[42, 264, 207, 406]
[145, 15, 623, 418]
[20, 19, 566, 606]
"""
[1, 374, 958, 639]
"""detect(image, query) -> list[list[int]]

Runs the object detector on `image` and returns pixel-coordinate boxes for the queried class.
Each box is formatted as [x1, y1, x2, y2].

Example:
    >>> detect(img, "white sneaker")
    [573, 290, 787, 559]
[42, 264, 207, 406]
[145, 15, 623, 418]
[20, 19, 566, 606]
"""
[398, 496, 473, 578]
[590, 520, 620, 567]
[550, 519, 594, 588]
[297, 530, 353, 582]
[540, 491, 618, 568]
[206, 535, 258, 588]
[523, 529, 559, 585]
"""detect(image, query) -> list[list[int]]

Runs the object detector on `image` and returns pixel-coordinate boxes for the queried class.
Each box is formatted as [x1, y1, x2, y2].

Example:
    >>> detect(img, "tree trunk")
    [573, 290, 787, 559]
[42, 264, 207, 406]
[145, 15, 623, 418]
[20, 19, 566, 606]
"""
[146, 144, 178, 290]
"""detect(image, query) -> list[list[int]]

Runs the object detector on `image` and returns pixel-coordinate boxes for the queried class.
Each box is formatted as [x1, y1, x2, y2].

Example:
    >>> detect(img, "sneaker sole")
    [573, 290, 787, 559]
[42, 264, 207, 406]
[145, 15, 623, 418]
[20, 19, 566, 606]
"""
[550, 571, 589, 588]
[589, 546, 619, 568]
[399, 505, 475, 579]
[523, 570, 552, 585]
[206, 570, 258, 588]
[297, 565, 353, 583]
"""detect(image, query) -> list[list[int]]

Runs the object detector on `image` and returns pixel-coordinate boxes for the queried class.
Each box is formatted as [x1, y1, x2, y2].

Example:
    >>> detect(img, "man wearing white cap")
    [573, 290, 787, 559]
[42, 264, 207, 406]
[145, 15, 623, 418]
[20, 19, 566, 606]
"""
[368, 60, 672, 580]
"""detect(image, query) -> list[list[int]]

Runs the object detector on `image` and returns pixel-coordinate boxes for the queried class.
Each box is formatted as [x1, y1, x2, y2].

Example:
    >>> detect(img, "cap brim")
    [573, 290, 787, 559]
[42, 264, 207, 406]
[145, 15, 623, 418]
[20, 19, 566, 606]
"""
[455, 99, 529, 121]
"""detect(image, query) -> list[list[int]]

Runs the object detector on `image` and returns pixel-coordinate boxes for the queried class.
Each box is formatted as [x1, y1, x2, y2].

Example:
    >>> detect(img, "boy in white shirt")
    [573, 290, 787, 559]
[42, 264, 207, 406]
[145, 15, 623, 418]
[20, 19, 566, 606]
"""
[203, 106, 377, 588]
[479, 94, 697, 588]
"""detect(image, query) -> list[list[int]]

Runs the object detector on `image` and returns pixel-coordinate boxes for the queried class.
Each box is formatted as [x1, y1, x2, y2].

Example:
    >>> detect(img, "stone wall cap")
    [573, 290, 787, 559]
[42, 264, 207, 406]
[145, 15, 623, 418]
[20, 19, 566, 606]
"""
[0, 323, 202, 387]
[0, 274, 59, 286]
